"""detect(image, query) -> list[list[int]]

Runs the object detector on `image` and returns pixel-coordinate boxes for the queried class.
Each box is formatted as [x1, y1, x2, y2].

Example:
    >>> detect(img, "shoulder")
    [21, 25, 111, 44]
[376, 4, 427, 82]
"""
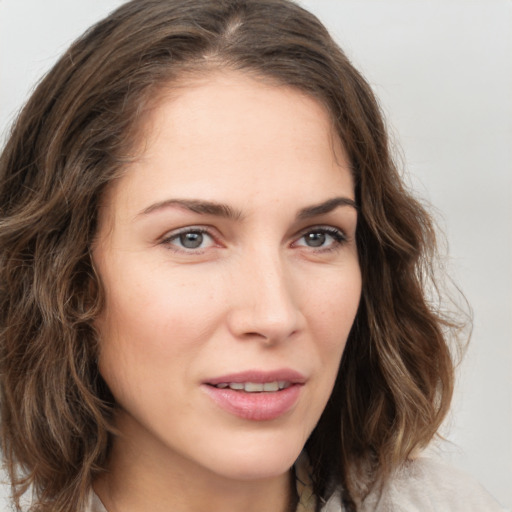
[360, 456, 507, 512]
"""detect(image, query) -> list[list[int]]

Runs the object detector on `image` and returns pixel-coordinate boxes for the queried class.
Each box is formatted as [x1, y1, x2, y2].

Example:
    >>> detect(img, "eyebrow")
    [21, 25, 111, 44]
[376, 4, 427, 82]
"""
[140, 196, 357, 220]
[297, 196, 357, 219]
[141, 199, 243, 220]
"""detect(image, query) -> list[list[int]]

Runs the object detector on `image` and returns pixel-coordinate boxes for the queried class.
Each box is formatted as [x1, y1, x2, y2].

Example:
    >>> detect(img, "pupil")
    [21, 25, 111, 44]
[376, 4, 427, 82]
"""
[180, 232, 203, 249]
[306, 232, 326, 247]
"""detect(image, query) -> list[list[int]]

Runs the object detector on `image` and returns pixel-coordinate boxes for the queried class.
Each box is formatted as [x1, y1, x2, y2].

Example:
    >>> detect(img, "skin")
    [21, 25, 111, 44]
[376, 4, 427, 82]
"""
[92, 71, 362, 512]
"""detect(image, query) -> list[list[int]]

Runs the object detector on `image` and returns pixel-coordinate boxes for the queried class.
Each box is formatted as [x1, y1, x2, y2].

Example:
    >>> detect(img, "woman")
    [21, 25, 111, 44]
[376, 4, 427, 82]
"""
[0, 1, 506, 511]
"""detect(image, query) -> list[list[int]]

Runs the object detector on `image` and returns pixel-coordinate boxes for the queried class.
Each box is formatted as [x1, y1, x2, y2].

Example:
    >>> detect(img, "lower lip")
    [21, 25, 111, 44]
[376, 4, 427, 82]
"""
[202, 384, 302, 421]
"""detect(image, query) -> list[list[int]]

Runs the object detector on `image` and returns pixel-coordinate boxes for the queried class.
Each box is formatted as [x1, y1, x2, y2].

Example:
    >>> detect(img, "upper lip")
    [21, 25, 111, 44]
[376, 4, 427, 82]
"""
[204, 369, 306, 386]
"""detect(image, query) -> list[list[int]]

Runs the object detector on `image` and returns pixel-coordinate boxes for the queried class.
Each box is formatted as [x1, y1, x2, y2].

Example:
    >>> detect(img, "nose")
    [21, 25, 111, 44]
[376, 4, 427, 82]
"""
[226, 251, 304, 344]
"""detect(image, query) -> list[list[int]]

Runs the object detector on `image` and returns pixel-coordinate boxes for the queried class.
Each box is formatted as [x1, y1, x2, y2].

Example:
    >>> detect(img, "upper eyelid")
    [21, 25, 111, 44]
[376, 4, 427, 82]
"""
[291, 225, 351, 251]
[160, 223, 345, 235]
[160, 225, 215, 241]
[159, 227, 217, 254]
[294, 224, 347, 238]
[158, 224, 349, 248]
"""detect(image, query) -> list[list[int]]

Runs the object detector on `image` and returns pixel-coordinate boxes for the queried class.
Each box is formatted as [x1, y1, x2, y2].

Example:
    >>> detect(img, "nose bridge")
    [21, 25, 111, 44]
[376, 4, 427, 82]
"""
[228, 243, 301, 342]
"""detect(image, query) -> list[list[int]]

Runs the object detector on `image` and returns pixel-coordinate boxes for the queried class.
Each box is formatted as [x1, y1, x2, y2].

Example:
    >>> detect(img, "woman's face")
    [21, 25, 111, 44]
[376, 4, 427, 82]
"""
[93, 71, 361, 483]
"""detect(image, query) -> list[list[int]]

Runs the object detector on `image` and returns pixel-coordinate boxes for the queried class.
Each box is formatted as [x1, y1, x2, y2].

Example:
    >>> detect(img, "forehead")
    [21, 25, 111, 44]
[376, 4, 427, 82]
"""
[103, 70, 353, 218]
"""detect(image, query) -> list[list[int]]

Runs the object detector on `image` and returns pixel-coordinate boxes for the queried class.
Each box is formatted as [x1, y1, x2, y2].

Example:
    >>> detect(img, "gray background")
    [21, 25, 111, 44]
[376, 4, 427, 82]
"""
[0, 0, 510, 509]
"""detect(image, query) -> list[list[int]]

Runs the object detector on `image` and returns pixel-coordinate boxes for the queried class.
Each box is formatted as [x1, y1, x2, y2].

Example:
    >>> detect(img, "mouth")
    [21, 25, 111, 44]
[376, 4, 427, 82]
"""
[202, 369, 305, 421]
[209, 381, 292, 392]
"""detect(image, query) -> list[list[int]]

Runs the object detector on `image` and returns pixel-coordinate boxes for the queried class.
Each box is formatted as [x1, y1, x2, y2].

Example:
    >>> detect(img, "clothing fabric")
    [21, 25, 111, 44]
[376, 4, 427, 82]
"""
[86, 456, 507, 512]
[357, 456, 507, 512]
[295, 455, 507, 512]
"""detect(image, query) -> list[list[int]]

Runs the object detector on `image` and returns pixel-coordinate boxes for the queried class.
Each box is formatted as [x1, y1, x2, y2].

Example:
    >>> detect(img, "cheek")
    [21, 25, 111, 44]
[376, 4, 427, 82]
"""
[95, 264, 222, 379]
[310, 275, 361, 402]
[306, 268, 361, 348]
[295, 275, 360, 437]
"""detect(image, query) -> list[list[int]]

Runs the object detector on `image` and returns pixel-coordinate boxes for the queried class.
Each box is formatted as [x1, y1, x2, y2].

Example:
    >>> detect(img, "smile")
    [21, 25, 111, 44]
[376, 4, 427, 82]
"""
[202, 370, 305, 421]
[211, 381, 291, 392]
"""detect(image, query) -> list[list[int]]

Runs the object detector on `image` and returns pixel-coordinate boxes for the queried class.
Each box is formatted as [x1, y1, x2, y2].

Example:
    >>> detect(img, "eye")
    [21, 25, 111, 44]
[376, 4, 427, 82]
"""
[162, 228, 215, 252]
[294, 227, 347, 250]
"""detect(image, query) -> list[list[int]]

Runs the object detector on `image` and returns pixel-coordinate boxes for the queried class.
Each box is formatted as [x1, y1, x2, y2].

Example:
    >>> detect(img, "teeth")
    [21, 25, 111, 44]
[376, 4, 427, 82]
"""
[213, 381, 291, 392]
[244, 382, 264, 392]
[263, 382, 279, 392]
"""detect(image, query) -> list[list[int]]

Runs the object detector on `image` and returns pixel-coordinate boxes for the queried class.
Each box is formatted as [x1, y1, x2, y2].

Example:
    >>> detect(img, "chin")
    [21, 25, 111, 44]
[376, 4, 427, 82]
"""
[201, 433, 306, 481]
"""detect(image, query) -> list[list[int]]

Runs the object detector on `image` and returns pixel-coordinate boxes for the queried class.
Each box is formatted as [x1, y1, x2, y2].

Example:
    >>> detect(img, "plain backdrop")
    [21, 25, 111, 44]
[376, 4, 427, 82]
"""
[0, 0, 511, 509]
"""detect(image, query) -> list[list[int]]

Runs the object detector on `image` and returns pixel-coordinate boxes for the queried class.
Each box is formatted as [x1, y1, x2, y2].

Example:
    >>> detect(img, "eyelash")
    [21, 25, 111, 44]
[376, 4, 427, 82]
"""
[160, 225, 348, 254]
[293, 226, 348, 252]
[160, 227, 214, 253]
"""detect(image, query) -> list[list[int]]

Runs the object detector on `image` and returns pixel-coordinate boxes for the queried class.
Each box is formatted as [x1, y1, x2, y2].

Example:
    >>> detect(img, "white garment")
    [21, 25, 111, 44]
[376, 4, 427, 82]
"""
[358, 456, 507, 512]
[86, 456, 507, 512]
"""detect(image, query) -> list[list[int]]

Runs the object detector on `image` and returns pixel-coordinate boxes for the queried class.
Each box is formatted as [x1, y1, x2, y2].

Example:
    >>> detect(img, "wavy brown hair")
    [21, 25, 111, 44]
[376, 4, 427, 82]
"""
[0, 1, 463, 510]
